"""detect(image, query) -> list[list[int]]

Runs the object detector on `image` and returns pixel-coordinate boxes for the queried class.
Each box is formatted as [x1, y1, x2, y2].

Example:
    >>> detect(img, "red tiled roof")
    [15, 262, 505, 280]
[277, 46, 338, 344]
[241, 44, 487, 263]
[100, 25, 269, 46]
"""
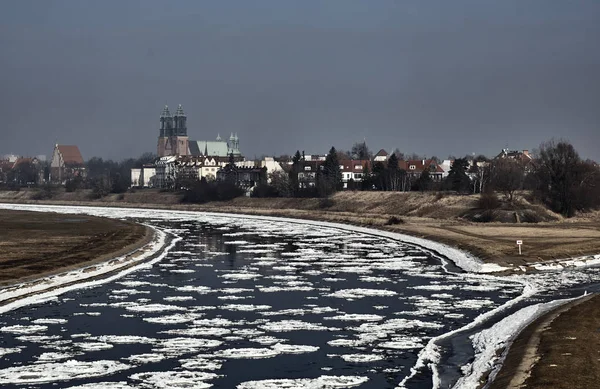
[340, 160, 371, 173]
[400, 159, 444, 173]
[57, 145, 84, 165]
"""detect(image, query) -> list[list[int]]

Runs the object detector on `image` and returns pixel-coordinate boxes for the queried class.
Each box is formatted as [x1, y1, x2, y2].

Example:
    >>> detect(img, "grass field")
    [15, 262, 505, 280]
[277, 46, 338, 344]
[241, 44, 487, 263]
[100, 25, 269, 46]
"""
[0, 210, 149, 285]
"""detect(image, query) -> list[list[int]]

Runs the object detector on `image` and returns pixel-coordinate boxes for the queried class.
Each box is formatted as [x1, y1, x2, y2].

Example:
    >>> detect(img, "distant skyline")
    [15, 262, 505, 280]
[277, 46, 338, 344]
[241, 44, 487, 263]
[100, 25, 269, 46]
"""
[1, 1, 599, 161]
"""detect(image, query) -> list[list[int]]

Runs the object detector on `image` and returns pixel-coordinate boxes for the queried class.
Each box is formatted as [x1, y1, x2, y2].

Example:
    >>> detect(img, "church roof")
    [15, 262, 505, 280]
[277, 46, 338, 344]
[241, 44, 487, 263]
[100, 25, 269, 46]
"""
[56, 145, 84, 165]
[189, 140, 229, 157]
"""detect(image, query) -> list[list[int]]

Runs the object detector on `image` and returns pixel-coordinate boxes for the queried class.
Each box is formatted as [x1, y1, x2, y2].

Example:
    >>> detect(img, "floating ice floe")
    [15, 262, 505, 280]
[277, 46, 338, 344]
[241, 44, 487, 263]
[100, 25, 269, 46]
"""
[0, 325, 48, 334]
[152, 338, 222, 356]
[215, 347, 279, 359]
[36, 352, 74, 362]
[324, 314, 384, 322]
[236, 375, 369, 388]
[64, 382, 136, 389]
[337, 354, 384, 363]
[125, 303, 187, 313]
[221, 304, 271, 312]
[260, 320, 332, 332]
[125, 353, 166, 365]
[95, 335, 156, 344]
[179, 356, 223, 371]
[0, 360, 132, 384]
[378, 336, 423, 350]
[159, 327, 232, 337]
[271, 343, 319, 354]
[327, 288, 397, 299]
[143, 313, 202, 324]
[163, 296, 195, 302]
[31, 318, 68, 325]
[130, 371, 218, 389]
[76, 342, 114, 352]
[0, 348, 22, 358]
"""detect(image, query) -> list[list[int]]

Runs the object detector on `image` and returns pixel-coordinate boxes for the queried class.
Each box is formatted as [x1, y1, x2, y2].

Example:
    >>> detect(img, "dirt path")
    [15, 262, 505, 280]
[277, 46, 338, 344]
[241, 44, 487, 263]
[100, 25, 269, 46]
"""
[0, 210, 152, 286]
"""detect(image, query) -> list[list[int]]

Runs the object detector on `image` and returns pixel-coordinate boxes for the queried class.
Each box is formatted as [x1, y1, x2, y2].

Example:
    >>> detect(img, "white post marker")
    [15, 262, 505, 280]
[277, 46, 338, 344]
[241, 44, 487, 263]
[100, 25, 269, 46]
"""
[516, 240, 523, 255]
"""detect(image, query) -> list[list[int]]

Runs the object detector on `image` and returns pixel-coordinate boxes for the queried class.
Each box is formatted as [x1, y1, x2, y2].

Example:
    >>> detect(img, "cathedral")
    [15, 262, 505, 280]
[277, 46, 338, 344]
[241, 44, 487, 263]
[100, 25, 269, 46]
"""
[157, 105, 241, 158]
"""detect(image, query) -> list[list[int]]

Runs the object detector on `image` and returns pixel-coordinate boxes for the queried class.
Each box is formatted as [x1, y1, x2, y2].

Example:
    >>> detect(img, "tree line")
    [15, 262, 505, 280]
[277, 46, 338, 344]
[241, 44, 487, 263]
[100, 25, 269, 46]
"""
[255, 140, 600, 217]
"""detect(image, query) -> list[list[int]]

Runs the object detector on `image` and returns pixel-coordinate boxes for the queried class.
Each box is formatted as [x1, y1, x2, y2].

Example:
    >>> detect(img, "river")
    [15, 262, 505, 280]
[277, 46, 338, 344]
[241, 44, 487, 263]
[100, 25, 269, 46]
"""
[0, 205, 599, 389]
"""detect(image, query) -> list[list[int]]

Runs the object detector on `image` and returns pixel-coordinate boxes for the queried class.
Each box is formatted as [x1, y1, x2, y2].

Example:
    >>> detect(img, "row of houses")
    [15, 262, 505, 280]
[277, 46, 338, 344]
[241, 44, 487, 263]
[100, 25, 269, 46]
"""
[130, 148, 533, 191]
[131, 155, 279, 190]
[0, 145, 85, 185]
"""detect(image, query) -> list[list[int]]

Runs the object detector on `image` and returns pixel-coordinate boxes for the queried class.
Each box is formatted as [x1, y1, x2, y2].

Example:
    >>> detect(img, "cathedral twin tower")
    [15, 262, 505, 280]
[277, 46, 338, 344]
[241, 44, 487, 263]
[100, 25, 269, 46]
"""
[157, 104, 241, 158]
[157, 105, 189, 157]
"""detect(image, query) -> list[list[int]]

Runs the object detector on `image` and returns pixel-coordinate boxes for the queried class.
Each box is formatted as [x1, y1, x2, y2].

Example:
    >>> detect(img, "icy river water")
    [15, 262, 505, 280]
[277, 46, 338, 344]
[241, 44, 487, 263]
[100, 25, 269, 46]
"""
[1, 205, 600, 389]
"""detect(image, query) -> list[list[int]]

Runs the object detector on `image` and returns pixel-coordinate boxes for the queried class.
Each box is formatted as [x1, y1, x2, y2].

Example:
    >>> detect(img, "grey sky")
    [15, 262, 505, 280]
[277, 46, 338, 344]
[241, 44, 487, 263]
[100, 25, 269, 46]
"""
[1, 0, 599, 161]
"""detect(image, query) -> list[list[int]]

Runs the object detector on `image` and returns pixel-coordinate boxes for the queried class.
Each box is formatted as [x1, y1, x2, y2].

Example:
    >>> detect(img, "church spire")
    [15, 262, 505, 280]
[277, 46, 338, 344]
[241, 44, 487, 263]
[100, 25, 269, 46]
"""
[160, 105, 171, 118]
[175, 104, 185, 116]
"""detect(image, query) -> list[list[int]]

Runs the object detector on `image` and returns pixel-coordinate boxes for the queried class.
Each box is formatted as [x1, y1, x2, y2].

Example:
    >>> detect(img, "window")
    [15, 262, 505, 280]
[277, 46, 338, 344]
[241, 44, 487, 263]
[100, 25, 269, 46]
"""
[354, 165, 363, 170]
[354, 173, 362, 179]
[305, 166, 311, 171]
[410, 165, 416, 170]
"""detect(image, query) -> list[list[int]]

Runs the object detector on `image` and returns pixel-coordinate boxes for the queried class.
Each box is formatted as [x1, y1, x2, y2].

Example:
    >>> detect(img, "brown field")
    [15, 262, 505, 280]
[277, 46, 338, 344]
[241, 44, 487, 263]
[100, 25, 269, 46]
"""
[0, 209, 150, 285]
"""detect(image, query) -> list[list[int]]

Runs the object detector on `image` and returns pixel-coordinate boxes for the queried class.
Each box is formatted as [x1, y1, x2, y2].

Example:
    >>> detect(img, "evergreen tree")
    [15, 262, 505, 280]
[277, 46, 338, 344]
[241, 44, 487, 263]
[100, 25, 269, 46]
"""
[361, 163, 373, 190]
[387, 153, 399, 191]
[372, 161, 386, 190]
[444, 158, 471, 193]
[317, 147, 342, 197]
[289, 150, 301, 195]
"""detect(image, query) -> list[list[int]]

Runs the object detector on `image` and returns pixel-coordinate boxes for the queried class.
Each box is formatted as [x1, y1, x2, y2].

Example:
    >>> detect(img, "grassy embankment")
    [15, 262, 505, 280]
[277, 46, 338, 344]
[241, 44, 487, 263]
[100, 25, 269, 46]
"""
[0, 209, 151, 286]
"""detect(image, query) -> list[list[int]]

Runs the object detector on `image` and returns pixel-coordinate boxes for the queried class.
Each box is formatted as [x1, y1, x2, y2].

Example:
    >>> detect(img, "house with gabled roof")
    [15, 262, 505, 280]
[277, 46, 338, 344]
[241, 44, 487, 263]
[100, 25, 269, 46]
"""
[374, 149, 389, 162]
[400, 159, 445, 182]
[339, 159, 371, 188]
[50, 144, 85, 184]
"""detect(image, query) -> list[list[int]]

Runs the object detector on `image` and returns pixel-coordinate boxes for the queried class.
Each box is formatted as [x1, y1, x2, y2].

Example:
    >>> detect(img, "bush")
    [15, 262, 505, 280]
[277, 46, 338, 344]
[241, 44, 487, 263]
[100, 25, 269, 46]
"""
[478, 192, 501, 210]
[32, 185, 56, 200]
[473, 210, 495, 223]
[65, 176, 84, 192]
[318, 198, 335, 209]
[182, 179, 244, 204]
[251, 183, 282, 198]
[385, 216, 404, 225]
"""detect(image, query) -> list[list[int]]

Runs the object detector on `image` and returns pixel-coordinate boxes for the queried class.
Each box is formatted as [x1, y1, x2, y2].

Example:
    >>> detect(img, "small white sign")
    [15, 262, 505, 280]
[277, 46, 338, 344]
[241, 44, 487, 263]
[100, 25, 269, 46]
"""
[516, 240, 523, 245]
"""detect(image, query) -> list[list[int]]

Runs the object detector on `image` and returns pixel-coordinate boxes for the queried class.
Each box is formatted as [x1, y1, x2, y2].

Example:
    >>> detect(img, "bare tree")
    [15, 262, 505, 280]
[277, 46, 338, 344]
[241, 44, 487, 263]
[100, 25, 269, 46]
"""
[351, 141, 372, 160]
[489, 158, 525, 202]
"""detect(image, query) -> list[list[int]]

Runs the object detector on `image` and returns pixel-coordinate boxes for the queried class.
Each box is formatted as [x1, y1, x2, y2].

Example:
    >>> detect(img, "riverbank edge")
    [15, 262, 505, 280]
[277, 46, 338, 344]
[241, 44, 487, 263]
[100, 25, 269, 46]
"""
[0, 220, 168, 310]
[488, 294, 595, 389]
[1, 201, 596, 388]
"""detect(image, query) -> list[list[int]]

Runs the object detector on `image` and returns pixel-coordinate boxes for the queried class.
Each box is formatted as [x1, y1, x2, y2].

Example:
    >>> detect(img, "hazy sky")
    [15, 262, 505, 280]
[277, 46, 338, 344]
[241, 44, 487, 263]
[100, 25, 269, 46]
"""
[1, 1, 599, 161]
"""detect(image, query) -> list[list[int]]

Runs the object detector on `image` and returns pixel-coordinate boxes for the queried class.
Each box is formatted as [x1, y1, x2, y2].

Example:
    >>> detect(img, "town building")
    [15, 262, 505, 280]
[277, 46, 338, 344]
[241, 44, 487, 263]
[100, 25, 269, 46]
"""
[157, 104, 242, 158]
[495, 149, 532, 163]
[373, 149, 389, 162]
[50, 144, 85, 184]
[340, 159, 371, 188]
[400, 159, 445, 182]
[157, 105, 189, 157]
